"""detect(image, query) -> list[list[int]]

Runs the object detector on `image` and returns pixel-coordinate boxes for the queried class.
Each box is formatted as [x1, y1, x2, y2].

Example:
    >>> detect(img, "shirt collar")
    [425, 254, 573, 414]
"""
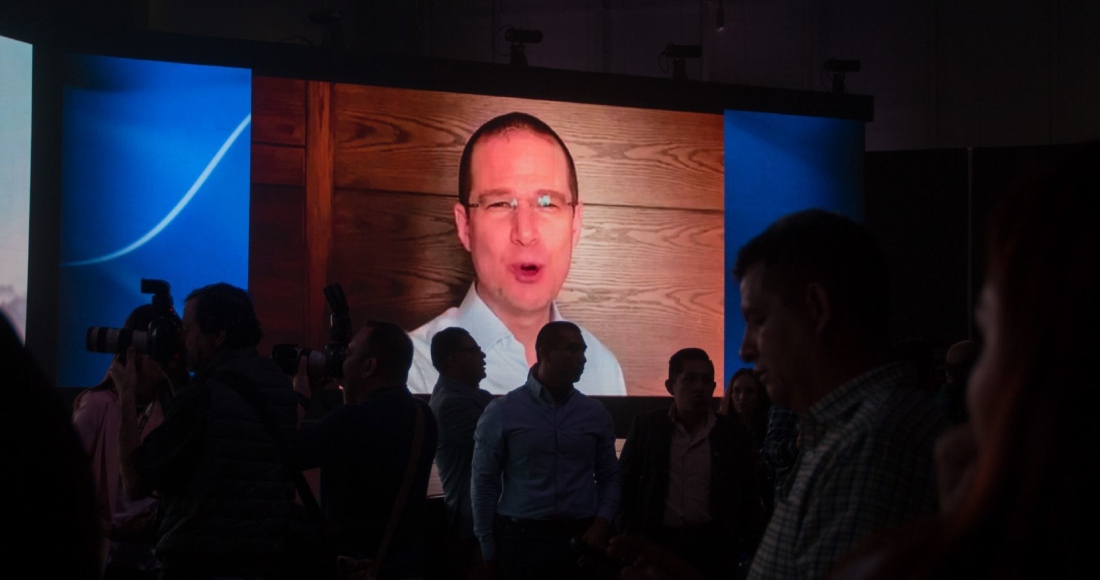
[454, 284, 564, 351]
[668, 405, 718, 437]
[524, 365, 575, 407]
[433, 373, 477, 397]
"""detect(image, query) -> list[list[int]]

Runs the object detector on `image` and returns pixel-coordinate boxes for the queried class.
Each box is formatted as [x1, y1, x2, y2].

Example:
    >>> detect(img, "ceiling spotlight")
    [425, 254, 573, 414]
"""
[662, 44, 703, 80]
[505, 28, 543, 66]
[716, 0, 725, 32]
[824, 59, 861, 94]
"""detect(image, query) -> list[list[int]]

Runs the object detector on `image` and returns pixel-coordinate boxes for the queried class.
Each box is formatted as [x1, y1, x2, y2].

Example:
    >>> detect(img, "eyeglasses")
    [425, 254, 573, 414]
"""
[468, 192, 578, 220]
[450, 346, 482, 356]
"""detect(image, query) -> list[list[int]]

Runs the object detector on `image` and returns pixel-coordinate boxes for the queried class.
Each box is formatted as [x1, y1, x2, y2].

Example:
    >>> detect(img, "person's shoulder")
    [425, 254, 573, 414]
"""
[73, 384, 115, 413]
[863, 384, 947, 439]
[634, 406, 670, 425]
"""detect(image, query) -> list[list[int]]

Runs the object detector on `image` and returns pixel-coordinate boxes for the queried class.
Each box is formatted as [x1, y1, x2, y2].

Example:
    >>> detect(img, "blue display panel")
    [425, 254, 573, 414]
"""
[0, 35, 32, 342]
[59, 55, 251, 387]
[723, 110, 864, 380]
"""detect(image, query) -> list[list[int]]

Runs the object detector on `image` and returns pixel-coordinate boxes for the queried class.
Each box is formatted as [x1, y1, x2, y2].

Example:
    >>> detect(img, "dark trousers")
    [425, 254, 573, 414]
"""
[495, 517, 608, 580]
[650, 522, 739, 580]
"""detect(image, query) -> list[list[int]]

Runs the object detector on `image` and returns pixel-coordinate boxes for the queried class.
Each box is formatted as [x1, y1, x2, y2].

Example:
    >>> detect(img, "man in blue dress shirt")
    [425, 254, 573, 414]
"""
[428, 327, 494, 577]
[471, 321, 621, 580]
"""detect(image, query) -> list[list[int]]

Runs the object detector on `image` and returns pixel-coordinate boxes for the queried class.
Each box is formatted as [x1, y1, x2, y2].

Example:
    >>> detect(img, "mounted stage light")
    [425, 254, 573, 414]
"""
[662, 43, 702, 80]
[824, 59, 861, 94]
[310, 8, 346, 49]
[505, 28, 543, 66]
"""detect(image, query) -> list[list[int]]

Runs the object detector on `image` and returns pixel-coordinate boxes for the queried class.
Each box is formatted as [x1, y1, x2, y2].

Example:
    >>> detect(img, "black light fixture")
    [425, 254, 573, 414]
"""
[309, 8, 346, 49]
[824, 59, 861, 94]
[663, 43, 703, 80]
[505, 28, 543, 66]
[716, 0, 725, 32]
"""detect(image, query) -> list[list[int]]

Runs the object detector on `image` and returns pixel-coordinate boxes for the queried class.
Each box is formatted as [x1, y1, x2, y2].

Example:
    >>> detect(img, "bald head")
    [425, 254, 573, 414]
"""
[945, 340, 980, 385]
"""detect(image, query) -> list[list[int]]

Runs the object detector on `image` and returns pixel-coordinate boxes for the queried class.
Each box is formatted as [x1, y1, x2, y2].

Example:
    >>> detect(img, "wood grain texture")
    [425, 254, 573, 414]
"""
[305, 81, 336, 346]
[252, 76, 305, 146]
[250, 79, 727, 395]
[249, 184, 307, 355]
[252, 143, 305, 187]
[325, 189, 722, 396]
[328, 188, 474, 332]
[331, 84, 724, 211]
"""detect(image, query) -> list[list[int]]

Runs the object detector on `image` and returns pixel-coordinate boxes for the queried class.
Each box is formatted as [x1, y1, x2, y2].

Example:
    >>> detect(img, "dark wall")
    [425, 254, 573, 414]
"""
[865, 143, 1084, 349]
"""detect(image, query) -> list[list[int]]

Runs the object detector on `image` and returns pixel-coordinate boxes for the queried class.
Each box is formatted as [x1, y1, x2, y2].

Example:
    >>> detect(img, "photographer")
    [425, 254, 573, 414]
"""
[73, 303, 181, 579]
[292, 321, 438, 580]
[113, 283, 300, 580]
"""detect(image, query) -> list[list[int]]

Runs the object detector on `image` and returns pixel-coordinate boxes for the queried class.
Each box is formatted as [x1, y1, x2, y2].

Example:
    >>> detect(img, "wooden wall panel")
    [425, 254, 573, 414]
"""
[252, 144, 305, 187]
[328, 189, 473, 332]
[326, 188, 722, 396]
[562, 205, 724, 395]
[252, 76, 306, 146]
[249, 184, 307, 354]
[332, 84, 724, 211]
[251, 77, 726, 396]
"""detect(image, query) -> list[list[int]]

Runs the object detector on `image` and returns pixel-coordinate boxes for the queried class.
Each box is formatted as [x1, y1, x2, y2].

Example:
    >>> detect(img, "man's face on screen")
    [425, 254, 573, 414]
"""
[455, 129, 582, 317]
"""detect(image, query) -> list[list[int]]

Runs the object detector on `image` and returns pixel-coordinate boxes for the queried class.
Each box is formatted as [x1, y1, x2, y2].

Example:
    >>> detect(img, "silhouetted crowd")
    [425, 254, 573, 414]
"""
[5, 141, 1098, 580]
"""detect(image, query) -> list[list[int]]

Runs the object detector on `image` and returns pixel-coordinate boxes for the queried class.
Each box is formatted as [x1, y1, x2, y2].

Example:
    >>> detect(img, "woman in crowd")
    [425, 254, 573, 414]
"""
[719, 368, 771, 451]
[720, 368, 775, 517]
[72, 304, 178, 579]
[838, 142, 1098, 579]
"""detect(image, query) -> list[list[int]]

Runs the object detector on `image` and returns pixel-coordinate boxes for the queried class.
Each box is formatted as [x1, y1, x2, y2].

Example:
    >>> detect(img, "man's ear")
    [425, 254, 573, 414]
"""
[804, 283, 832, 335]
[213, 329, 227, 349]
[571, 201, 584, 249]
[360, 357, 378, 381]
[454, 203, 472, 253]
[664, 378, 675, 396]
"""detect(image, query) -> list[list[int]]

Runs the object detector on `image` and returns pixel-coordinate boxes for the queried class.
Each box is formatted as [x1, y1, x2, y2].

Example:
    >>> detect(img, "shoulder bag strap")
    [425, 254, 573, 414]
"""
[212, 371, 325, 525]
[371, 401, 426, 573]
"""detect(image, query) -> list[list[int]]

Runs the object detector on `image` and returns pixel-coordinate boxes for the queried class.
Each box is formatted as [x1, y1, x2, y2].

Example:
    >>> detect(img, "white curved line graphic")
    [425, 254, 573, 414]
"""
[62, 114, 252, 267]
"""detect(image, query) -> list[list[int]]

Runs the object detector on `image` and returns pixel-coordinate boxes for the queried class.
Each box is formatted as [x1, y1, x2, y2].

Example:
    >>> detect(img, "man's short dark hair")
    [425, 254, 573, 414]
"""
[430, 326, 472, 371]
[668, 348, 715, 382]
[363, 320, 414, 384]
[458, 112, 579, 207]
[535, 321, 582, 360]
[185, 283, 263, 350]
[733, 209, 890, 339]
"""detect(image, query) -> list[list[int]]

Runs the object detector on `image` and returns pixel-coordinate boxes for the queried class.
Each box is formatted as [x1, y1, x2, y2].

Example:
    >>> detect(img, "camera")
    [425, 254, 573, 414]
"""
[272, 283, 351, 380]
[86, 279, 182, 365]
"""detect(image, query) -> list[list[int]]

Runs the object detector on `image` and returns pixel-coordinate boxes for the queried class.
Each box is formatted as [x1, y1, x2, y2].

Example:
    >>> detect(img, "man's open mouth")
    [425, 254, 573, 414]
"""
[510, 263, 544, 282]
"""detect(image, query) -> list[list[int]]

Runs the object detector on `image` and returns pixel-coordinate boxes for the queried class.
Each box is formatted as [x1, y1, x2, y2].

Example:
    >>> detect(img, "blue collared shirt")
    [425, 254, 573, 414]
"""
[470, 370, 621, 561]
[408, 284, 627, 396]
[429, 374, 494, 540]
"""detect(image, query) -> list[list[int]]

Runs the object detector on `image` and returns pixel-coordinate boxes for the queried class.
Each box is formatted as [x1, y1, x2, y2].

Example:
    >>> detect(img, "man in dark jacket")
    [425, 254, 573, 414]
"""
[619, 348, 766, 579]
[293, 320, 438, 579]
[114, 283, 300, 580]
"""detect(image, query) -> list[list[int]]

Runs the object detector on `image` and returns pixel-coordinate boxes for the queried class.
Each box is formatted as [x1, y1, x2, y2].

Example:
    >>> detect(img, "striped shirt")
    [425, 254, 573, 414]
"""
[748, 363, 947, 580]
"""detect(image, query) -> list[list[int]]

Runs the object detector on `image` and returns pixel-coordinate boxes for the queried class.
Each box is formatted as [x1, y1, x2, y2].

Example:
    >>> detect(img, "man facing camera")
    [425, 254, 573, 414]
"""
[409, 112, 626, 396]
[619, 348, 765, 579]
[471, 321, 620, 580]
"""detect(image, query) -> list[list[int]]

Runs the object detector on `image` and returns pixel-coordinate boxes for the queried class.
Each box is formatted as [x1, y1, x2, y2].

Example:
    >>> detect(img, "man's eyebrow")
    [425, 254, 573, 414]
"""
[474, 188, 569, 199]
[474, 188, 514, 198]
